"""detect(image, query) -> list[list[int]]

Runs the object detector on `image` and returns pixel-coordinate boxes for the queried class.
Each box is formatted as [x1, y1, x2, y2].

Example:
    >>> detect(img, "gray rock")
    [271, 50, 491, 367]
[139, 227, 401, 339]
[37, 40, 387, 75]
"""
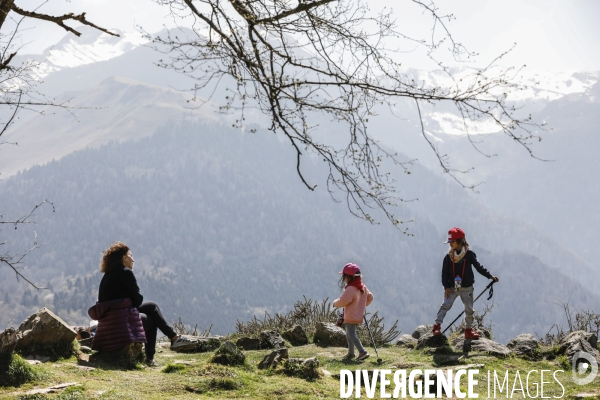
[172, 337, 221, 353]
[236, 337, 261, 350]
[211, 340, 245, 366]
[260, 330, 285, 349]
[313, 322, 347, 347]
[416, 332, 448, 349]
[507, 333, 539, 357]
[396, 334, 418, 348]
[8, 308, 77, 355]
[412, 325, 433, 339]
[258, 348, 289, 369]
[453, 337, 512, 358]
[79, 346, 92, 354]
[18, 308, 77, 346]
[0, 327, 18, 354]
[559, 331, 598, 354]
[282, 325, 309, 346]
[302, 356, 319, 369]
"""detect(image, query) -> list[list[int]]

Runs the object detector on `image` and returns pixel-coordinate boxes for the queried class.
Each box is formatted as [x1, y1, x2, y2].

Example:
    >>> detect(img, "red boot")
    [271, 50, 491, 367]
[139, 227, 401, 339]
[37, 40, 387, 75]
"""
[432, 324, 441, 336]
[464, 328, 480, 340]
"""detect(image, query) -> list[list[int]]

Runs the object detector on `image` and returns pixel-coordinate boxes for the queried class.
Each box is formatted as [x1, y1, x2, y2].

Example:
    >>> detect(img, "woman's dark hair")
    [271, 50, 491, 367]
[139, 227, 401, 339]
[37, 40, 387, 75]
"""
[339, 273, 365, 294]
[99, 241, 129, 273]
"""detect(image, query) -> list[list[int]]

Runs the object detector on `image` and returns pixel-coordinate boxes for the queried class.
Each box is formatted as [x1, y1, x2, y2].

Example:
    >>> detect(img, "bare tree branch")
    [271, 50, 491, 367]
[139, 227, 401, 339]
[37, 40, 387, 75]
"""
[148, 0, 542, 228]
[10, 5, 119, 37]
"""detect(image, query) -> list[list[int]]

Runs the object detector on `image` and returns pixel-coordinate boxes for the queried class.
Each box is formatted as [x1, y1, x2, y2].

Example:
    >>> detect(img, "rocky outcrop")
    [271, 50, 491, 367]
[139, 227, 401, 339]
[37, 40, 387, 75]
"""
[507, 333, 539, 357]
[313, 322, 347, 347]
[282, 325, 309, 346]
[236, 337, 261, 350]
[396, 334, 418, 349]
[416, 333, 448, 349]
[260, 330, 286, 349]
[0, 308, 77, 357]
[412, 325, 433, 340]
[452, 337, 512, 358]
[558, 331, 600, 365]
[258, 348, 289, 369]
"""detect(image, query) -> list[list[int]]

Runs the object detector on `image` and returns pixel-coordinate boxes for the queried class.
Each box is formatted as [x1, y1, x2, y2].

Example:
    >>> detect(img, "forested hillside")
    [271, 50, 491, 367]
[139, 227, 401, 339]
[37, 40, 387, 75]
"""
[1, 121, 597, 343]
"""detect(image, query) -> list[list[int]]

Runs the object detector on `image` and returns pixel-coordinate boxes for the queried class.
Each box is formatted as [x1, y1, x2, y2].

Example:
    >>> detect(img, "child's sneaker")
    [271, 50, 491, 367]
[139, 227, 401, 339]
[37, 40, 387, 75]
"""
[464, 328, 480, 340]
[170, 335, 199, 350]
[432, 323, 441, 336]
[342, 353, 355, 361]
[356, 352, 370, 361]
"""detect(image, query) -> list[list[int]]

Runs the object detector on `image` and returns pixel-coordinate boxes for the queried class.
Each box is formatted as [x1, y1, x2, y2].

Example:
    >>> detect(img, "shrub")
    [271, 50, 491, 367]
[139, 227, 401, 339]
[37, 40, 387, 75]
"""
[282, 358, 320, 380]
[0, 352, 43, 387]
[236, 296, 400, 346]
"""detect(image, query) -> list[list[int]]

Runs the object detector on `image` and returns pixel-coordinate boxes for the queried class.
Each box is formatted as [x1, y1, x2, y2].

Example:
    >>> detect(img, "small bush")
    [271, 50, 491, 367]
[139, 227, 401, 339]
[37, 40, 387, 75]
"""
[282, 358, 320, 380]
[0, 352, 43, 387]
[236, 296, 400, 346]
[162, 363, 186, 373]
[556, 355, 570, 371]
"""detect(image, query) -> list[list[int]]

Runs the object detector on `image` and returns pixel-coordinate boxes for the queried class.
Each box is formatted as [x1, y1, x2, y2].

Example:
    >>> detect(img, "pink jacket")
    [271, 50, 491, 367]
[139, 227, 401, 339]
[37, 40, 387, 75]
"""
[333, 286, 374, 324]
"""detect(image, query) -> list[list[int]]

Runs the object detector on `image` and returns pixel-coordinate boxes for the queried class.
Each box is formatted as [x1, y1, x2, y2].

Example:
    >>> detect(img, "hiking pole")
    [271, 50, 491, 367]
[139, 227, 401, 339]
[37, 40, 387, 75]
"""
[363, 315, 383, 365]
[441, 281, 495, 335]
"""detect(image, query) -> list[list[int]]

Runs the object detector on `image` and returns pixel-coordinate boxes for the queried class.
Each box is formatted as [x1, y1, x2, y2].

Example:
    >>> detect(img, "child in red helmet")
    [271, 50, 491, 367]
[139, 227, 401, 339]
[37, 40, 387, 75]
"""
[432, 228, 499, 340]
[333, 263, 374, 361]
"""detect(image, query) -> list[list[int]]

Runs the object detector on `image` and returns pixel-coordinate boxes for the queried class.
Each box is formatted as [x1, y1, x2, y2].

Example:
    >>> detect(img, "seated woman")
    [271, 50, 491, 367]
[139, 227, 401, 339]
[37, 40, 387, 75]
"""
[89, 241, 196, 366]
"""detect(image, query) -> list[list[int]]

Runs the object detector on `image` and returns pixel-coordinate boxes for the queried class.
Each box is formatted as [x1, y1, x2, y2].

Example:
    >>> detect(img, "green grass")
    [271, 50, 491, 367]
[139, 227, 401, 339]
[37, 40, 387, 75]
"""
[161, 363, 186, 373]
[0, 343, 598, 399]
[0, 353, 46, 387]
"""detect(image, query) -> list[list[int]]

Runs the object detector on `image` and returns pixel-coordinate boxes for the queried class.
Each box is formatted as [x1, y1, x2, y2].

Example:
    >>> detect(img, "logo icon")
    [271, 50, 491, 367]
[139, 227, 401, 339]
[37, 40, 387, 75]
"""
[572, 351, 598, 386]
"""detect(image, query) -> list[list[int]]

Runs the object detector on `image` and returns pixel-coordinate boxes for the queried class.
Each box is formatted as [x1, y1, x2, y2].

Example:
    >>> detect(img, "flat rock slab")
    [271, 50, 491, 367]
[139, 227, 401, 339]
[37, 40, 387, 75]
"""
[22, 382, 81, 395]
[453, 363, 485, 370]
[574, 393, 600, 399]
[453, 337, 512, 358]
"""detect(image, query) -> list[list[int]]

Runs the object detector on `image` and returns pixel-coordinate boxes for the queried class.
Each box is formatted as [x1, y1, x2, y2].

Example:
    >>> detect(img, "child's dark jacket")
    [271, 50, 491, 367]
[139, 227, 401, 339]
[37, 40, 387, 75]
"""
[441, 250, 493, 289]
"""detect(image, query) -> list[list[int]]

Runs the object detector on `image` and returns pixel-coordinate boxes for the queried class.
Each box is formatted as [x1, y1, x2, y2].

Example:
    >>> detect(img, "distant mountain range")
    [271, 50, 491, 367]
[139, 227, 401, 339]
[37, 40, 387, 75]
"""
[1, 27, 598, 343]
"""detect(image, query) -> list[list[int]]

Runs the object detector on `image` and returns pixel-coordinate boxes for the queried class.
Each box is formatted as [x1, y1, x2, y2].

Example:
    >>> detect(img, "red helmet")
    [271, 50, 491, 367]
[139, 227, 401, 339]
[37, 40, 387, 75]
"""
[444, 227, 465, 243]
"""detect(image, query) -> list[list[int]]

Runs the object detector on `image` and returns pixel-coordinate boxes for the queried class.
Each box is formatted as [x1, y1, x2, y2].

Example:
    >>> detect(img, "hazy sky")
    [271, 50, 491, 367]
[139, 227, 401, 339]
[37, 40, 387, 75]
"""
[16, 0, 600, 72]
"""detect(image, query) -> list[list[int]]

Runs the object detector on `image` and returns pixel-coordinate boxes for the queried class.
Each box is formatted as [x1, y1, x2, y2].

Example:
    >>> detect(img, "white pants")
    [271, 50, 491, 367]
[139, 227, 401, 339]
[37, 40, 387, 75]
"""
[435, 286, 474, 329]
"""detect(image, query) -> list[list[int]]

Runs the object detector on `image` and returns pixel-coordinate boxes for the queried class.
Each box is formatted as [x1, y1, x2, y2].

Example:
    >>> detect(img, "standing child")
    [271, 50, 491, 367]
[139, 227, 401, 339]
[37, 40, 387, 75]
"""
[432, 227, 499, 339]
[333, 263, 374, 361]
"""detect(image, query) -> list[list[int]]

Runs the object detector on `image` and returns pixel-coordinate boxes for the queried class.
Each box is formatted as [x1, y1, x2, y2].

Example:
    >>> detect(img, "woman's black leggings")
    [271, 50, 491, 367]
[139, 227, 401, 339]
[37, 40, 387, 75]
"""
[138, 302, 177, 359]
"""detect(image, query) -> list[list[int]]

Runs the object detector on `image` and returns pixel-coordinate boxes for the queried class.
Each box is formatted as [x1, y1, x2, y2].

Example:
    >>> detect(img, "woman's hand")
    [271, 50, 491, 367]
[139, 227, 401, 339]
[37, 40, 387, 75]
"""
[444, 288, 452, 298]
[492, 276, 499, 283]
